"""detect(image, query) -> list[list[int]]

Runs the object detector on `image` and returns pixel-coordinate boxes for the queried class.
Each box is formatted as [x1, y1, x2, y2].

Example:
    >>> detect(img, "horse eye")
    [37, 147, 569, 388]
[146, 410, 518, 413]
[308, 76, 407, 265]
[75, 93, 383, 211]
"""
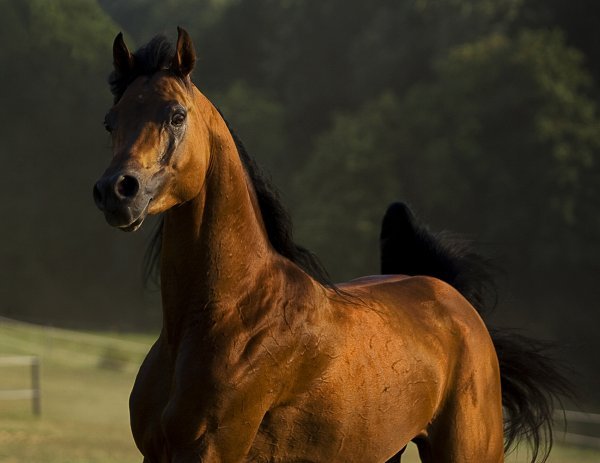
[171, 111, 186, 127]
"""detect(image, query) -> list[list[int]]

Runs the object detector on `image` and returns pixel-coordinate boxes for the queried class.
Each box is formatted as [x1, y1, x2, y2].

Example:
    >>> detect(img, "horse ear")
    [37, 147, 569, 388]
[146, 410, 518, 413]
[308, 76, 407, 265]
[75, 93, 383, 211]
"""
[172, 26, 196, 78]
[113, 32, 134, 76]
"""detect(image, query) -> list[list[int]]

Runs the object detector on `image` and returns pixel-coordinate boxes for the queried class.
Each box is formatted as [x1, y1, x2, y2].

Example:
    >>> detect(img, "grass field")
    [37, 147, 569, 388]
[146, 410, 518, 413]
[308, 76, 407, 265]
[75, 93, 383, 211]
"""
[0, 319, 599, 463]
[0, 320, 148, 463]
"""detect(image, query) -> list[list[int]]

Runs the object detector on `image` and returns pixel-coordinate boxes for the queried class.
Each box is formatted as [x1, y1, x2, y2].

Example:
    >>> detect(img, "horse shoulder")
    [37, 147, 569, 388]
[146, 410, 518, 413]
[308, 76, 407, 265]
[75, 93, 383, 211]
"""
[401, 275, 495, 351]
[330, 275, 499, 408]
[382, 276, 502, 424]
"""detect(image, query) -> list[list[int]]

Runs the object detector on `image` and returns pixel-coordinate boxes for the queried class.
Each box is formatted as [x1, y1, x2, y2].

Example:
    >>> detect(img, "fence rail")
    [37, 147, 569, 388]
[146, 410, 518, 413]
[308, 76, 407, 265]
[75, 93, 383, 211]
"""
[0, 355, 39, 366]
[0, 355, 41, 415]
[0, 389, 39, 400]
[555, 409, 600, 449]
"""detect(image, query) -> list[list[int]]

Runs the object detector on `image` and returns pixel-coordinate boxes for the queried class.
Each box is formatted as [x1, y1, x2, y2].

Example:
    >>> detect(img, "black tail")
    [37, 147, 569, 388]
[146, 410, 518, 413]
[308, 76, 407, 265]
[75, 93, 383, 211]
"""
[380, 202, 571, 463]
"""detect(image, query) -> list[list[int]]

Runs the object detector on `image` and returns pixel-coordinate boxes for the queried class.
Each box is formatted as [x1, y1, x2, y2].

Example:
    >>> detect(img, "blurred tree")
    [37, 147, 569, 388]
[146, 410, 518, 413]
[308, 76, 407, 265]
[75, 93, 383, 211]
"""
[97, 0, 226, 46]
[0, 0, 160, 328]
[212, 81, 287, 182]
[292, 92, 404, 276]
[192, 0, 527, 174]
[294, 29, 600, 281]
[517, 0, 600, 87]
[348, 0, 522, 102]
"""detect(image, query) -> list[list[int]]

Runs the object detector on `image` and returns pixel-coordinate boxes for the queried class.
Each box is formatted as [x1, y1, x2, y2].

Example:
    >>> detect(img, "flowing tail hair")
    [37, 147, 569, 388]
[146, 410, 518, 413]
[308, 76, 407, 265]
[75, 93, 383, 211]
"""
[379, 202, 571, 463]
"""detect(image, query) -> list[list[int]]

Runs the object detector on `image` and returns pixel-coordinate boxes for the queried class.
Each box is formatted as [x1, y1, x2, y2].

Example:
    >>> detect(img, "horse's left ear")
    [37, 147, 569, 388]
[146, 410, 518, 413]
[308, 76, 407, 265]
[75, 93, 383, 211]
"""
[172, 27, 196, 78]
[113, 32, 134, 77]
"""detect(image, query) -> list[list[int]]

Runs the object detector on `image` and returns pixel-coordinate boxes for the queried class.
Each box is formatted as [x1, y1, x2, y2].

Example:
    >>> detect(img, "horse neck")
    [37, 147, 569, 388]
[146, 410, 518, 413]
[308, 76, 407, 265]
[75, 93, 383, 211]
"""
[160, 91, 274, 341]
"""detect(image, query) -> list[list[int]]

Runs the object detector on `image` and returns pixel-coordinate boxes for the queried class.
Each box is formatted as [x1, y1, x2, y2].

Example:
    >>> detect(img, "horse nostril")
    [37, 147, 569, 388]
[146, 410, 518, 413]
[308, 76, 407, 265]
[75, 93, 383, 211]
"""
[115, 175, 140, 199]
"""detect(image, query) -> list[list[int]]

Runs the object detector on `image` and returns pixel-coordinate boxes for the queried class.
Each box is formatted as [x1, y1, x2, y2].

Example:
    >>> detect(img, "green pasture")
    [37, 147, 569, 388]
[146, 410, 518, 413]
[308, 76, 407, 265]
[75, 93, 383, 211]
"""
[0, 320, 598, 463]
[0, 321, 150, 463]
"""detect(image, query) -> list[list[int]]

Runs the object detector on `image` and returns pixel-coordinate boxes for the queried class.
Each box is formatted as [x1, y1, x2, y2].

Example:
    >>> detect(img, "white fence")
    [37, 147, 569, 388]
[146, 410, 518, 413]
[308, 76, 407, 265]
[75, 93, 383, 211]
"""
[0, 355, 41, 415]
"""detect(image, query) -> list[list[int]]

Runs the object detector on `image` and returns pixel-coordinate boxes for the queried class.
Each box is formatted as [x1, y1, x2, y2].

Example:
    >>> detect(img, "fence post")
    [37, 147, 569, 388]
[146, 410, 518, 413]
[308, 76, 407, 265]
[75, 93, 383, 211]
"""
[31, 356, 41, 416]
[0, 355, 41, 417]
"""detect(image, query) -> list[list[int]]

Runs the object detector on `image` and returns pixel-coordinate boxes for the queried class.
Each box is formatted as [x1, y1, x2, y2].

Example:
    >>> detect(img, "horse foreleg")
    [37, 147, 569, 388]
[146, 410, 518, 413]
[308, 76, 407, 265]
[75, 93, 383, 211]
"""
[423, 355, 504, 462]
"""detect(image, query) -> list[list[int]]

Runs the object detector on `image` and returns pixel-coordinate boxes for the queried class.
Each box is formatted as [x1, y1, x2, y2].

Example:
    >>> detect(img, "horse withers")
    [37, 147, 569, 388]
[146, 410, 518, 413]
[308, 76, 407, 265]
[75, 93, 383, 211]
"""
[93, 28, 567, 463]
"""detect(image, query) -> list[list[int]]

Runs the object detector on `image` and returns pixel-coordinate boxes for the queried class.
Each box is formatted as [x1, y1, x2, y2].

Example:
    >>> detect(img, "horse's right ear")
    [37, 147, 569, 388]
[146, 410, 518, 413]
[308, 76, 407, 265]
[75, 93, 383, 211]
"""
[171, 27, 196, 78]
[113, 32, 134, 77]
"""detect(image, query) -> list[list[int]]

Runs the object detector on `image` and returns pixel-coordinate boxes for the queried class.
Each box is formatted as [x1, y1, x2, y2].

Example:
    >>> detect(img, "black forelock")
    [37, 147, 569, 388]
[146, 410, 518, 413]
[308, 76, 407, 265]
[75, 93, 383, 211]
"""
[109, 35, 175, 103]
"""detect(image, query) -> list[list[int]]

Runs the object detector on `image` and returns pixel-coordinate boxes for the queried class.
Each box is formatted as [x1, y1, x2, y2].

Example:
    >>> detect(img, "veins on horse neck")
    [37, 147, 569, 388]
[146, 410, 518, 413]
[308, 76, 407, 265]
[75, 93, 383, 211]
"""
[160, 103, 275, 344]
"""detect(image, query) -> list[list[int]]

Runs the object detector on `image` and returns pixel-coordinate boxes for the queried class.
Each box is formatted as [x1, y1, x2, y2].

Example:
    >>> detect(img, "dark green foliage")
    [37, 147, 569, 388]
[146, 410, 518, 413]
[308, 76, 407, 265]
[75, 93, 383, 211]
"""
[296, 29, 600, 278]
[0, 0, 160, 328]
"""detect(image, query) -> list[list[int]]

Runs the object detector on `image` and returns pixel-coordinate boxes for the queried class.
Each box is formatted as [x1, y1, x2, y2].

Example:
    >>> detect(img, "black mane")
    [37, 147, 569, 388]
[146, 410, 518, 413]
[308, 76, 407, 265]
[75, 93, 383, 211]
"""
[109, 35, 176, 103]
[223, 119, 334, 287]
[380, 202, 496, 311]
[114, 36, 333, 286]
[143, 127, 333, 287]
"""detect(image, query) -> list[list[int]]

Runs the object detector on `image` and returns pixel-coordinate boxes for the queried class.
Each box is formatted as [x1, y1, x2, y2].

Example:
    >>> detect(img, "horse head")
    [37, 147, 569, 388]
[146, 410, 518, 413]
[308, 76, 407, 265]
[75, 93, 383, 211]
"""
[93, 28, 209, 231]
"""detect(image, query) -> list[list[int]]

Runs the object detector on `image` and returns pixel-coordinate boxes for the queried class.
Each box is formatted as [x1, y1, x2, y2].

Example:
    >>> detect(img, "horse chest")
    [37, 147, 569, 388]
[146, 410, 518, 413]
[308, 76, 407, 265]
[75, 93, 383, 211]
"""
[130, 314, 438, 462]
[130, 329, 311, 460]
[129, 338, 173, 458]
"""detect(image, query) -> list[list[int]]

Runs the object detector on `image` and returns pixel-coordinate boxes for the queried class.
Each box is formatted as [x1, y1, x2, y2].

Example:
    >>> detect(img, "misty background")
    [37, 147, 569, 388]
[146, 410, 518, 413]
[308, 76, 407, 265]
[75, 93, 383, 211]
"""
[1, 0, 599, 409]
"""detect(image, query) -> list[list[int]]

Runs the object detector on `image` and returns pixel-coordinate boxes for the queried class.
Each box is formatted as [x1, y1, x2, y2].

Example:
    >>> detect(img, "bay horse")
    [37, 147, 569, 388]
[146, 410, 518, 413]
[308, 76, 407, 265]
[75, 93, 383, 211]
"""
[93, 28, 568, 463]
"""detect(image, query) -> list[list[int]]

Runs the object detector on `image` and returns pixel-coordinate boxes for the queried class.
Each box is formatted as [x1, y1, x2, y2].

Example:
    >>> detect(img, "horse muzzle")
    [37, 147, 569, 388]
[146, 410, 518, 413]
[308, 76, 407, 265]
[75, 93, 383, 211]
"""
[93, 172, 150, 232]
